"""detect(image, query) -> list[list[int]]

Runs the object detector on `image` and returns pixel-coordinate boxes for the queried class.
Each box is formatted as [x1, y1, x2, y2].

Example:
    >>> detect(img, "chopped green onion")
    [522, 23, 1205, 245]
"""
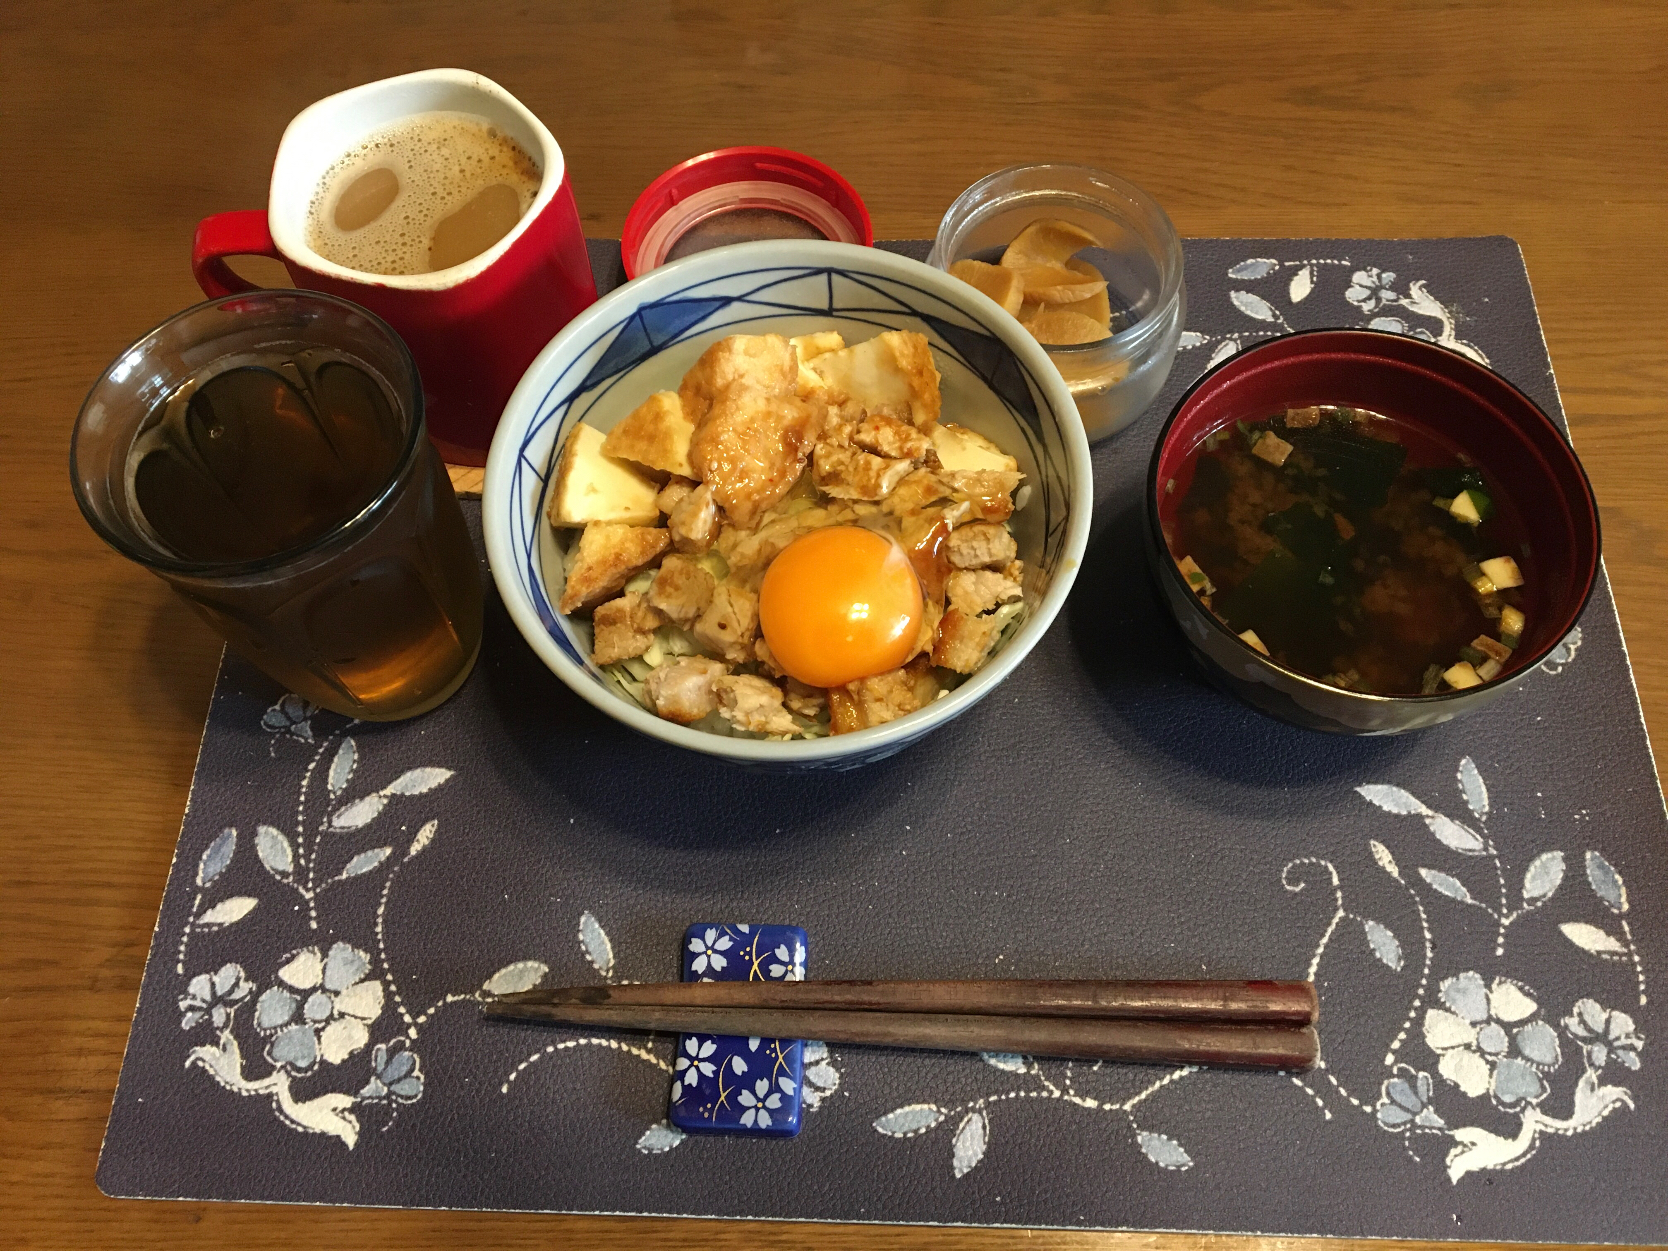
[1459, 645, 1486, 666]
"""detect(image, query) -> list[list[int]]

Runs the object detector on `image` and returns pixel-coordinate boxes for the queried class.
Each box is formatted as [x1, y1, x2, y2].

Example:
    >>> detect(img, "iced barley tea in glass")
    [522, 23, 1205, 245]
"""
[72, 290, 482, 720]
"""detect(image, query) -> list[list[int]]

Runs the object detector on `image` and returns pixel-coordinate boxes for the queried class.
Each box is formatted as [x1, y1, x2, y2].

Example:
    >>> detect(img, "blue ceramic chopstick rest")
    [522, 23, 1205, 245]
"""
[669, 923, 807, 1137]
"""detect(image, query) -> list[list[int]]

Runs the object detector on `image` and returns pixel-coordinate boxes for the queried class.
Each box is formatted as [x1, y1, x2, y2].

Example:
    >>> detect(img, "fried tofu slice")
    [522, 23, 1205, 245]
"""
[852, 412, 932, 461]
[843, 657, 939, 727]
[558, 523, 670, 614]
[692, 578, 760, 664]
[946, 521, 1019, 571]
[807, 330, 941, 429]
[601, 391, 695, 478]
[812, 442, 919, 501]
[712, 674, 799, 736]
[590, 593, 667, 665]
[646, 656, 729, 724]
[547, 422, 662, 528]
[945, 568, 1023, 617]
[791, 331, 845, 363]
[667, 481, 722, 553]
[690, 387, 824, 529]
[932, 608, 1004, 673]
[678, 334, 799, 427]
[931, 422, 1019, 474]
[647, 553, 717, 625]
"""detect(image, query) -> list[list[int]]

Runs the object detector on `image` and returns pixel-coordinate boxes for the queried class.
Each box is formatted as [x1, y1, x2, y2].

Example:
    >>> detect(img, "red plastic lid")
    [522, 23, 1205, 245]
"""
[621, 146, 873, 278]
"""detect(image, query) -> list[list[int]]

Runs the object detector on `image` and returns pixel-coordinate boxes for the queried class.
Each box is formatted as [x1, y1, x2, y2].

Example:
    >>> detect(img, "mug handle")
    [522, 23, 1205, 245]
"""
[192, 211, 283, 297]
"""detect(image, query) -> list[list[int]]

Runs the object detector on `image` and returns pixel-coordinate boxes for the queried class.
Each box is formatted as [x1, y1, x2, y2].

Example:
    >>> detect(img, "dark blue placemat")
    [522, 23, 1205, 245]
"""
[98, 239, 1668, 1242]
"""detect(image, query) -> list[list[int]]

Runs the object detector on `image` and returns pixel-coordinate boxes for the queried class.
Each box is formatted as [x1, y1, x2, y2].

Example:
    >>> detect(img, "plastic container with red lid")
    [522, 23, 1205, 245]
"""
[621, 146, 873, 278]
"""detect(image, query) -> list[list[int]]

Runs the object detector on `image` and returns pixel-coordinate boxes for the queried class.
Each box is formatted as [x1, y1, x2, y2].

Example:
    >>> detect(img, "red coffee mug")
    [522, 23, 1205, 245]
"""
[192, 69, 597, 466]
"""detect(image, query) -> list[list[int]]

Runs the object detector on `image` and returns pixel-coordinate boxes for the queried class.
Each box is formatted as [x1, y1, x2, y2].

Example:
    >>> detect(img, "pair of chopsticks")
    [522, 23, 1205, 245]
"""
[482, 979, 1319, 1070]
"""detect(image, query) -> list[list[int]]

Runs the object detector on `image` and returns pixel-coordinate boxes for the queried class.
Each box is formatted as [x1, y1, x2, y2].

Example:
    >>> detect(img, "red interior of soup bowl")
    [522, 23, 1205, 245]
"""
[1151, 329, 1600, 671]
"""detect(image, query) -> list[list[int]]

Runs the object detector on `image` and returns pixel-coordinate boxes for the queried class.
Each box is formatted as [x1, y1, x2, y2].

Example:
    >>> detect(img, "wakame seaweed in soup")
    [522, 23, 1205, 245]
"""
[1168, 405, 1531, 695]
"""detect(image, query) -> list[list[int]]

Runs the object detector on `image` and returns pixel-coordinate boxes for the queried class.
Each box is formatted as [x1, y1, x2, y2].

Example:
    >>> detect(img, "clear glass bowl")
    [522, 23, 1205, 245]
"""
[928, 163, 1185, 442]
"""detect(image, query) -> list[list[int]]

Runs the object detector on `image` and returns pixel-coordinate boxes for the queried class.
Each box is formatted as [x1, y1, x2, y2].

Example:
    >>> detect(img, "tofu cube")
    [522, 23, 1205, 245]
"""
[1251, 431, 1294, 467]
[1479, 556, 1524, 589]
[1443, 661, 1483, 690]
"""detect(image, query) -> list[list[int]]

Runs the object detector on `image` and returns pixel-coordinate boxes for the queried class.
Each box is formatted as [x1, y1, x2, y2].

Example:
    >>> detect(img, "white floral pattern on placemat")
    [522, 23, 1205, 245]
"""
[870, 747, 1645, 1186]
[212, 684, 1645, 1186]
[1177, 255, 1489, 370]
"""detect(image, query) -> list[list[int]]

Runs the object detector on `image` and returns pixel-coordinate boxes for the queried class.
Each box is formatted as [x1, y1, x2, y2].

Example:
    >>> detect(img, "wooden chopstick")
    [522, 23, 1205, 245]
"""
[481, 1001, 1316, 1069]
[481, 980, 1320, 1070]
[492, 978, 1316, 1024]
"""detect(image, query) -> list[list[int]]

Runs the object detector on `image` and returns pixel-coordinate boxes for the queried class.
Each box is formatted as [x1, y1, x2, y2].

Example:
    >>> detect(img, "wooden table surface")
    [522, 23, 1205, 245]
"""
[4, 2, 1664, 1248]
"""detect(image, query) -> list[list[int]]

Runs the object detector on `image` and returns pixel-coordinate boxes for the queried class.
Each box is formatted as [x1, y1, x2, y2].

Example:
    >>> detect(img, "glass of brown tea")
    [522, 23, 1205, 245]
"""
[71, 290, 483, 720]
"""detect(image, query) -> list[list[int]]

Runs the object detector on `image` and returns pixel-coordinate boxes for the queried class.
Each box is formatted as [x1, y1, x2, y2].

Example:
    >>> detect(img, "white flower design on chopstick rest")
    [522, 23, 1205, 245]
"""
[687, 927, 731, 976]
[675, 1037, 718, 1093]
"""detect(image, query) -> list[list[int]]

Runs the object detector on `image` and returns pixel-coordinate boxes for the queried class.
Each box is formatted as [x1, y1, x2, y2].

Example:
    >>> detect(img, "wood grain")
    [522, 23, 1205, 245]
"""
[492, 977, 1321, 1022]
[3, 2, 1664, 1248]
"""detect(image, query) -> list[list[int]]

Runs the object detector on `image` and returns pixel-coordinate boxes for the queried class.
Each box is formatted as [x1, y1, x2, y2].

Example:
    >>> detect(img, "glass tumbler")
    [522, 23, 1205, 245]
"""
[929, 163, 1186, 442]
[71, 290, 483, 721]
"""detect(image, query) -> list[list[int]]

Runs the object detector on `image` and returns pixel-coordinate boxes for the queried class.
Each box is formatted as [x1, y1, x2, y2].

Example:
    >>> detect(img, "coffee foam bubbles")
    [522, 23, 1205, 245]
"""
[305, 112, 541, 276]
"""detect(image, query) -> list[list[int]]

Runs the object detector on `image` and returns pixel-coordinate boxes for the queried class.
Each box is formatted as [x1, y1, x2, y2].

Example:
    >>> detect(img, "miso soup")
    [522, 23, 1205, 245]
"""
[1166, 405, 1531, 695]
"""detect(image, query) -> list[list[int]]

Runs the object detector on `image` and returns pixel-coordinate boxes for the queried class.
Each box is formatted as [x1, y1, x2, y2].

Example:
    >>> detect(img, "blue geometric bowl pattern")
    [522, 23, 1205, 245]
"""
[484, 241, 1092, 769]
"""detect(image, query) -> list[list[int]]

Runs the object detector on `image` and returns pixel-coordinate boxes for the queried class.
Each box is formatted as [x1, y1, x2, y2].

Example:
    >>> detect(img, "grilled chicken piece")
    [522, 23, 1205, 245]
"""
[945, 569, 1023, 617]
[655, 475, 697, 515]
[932, 608, 1004, 673]
[667, 482, 722, 553]
[811, 442, 918, 501]
[590, 593, 667, 665]
[690, 386, 824, 528]
[945, 521, 1018, 570]
[712, 674, 799, 736]
[678, 334, 799, 427]
[842, 657, 938, 727]
[647, 554, 716, 625]
[646, 656, 729, 724]
[692, 578, 760, 664]
[852, 412, 932, 461]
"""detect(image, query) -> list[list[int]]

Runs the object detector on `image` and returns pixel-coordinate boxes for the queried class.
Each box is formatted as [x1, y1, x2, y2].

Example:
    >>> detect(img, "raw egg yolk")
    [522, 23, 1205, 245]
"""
[758, 526, 923, 688]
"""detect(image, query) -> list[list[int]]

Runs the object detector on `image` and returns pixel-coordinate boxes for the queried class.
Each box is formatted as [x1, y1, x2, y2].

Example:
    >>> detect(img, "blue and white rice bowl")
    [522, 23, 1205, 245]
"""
[483, 240, 1092, 768]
